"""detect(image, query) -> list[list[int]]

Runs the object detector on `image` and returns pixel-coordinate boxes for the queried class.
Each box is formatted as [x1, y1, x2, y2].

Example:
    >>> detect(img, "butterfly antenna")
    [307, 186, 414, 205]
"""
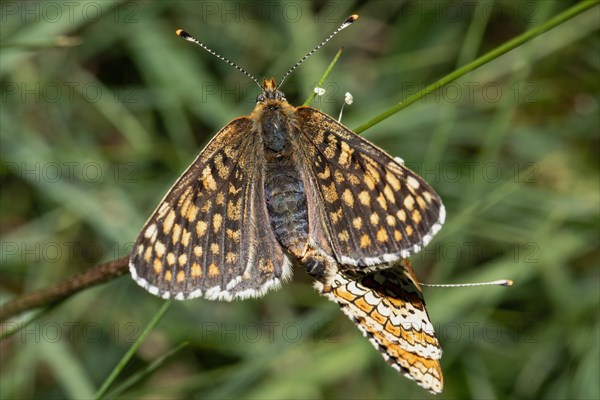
[277, 14, 359, 89]
[176, 29, 262, 89]
[421, 279, 514, 288]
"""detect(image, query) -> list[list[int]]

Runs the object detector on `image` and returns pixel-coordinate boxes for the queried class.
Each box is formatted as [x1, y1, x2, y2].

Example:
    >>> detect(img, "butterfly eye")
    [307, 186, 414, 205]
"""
[256, 93, 266, 103]
[276, 90, 286, 101]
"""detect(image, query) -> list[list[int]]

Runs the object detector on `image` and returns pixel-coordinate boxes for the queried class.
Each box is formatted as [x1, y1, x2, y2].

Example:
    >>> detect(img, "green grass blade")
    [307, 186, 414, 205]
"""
[103, 341, 189, 399]
[93, 301, 172, 400]
[303, 47, 344, 106]
[39, 339, 95, 399]
[353, 0, 599, 133]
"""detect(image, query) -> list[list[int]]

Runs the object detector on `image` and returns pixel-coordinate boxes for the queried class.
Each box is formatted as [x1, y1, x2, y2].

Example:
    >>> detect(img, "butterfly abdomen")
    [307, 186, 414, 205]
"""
[264, 160, 308, 257]
[261, 103, 308, 257]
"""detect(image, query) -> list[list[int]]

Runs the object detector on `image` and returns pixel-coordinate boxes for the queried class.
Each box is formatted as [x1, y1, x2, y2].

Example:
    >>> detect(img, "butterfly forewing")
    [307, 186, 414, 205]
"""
[318, 260, 443, 394]
[130, 118, 292, 300]
[296, 107, 445, 270]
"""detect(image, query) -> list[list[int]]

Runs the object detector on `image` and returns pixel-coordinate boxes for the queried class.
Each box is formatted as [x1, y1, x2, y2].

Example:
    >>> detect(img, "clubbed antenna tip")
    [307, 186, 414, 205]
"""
[421, 279, 514, 288]
[277, 14, 359, 89]
[175, 28, 261, 89]
[345, 15, 359, 24]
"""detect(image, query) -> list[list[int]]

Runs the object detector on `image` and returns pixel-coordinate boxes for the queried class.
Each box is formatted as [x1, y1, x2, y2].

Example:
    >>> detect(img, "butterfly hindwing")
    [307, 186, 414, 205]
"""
[296, 107, 445, 270]
[317, 260, 443, 394]
[129, 118, 292, 300]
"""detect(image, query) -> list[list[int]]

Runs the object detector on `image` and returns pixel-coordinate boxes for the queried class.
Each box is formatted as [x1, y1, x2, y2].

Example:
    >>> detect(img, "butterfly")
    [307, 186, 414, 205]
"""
[129, 15, 445, 393]
[319, 259, 443, 393]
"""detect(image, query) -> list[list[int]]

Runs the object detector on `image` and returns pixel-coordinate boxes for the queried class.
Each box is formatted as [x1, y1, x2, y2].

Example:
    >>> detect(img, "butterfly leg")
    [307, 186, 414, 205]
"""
[300, 248, 339, 288]
[302, 251, 329, 280]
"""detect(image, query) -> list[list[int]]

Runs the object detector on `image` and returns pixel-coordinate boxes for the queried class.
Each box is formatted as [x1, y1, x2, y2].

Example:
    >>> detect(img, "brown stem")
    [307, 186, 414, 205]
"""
[0, 256, 129, 322]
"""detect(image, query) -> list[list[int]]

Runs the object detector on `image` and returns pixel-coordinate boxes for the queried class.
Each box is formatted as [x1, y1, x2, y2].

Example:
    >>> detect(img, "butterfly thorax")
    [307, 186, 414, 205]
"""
[255, 78, 308, 259]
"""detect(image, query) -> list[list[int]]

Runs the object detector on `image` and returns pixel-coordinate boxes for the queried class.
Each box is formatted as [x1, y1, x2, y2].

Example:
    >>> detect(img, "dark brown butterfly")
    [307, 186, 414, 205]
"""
[129, 15, 445, 393]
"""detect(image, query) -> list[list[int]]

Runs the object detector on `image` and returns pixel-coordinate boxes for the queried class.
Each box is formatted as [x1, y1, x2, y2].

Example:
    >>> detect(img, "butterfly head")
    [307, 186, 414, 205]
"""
[257, 77, 286, 103]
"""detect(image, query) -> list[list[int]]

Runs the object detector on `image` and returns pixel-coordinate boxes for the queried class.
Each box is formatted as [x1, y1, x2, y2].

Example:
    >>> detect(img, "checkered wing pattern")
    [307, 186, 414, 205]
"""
[296, 107, 445, 270]
[317, 260, 443, 394]
[130, 118, 292, 300]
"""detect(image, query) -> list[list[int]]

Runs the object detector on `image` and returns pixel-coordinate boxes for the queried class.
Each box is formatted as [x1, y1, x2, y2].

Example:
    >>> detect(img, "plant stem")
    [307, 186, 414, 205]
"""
[353, 0, 599, 134]
[0, 256, 129, 323]
[304, 46, 344, 105]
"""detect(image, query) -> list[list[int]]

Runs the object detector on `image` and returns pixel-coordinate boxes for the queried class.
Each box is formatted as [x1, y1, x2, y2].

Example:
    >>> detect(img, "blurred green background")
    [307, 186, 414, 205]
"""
[1, 1, 598, 399]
